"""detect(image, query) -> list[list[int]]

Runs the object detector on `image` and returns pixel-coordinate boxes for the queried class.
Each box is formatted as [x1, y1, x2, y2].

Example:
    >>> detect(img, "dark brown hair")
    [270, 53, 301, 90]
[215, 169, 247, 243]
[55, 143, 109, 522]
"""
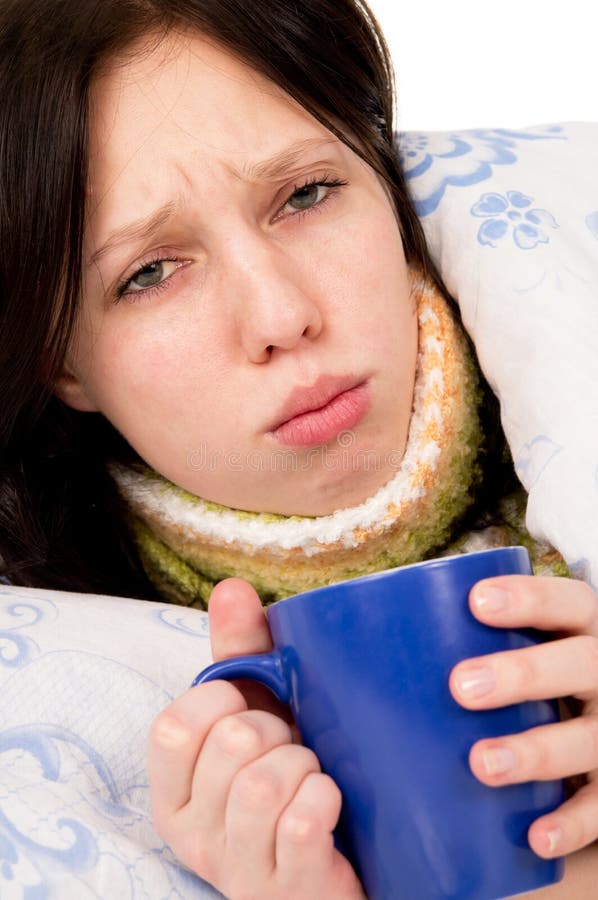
[0, 0, 459, 596]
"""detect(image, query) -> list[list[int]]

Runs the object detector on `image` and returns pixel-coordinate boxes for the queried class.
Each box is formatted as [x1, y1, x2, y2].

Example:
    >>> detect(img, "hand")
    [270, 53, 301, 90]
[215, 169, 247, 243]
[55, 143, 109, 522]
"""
[449, 575, 598, 860]
[147, 578, 366, 900]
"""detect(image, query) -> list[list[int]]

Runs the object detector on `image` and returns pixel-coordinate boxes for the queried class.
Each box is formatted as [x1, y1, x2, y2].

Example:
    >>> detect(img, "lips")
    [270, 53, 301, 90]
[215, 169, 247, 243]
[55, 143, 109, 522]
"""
[268, 376, 371, 448]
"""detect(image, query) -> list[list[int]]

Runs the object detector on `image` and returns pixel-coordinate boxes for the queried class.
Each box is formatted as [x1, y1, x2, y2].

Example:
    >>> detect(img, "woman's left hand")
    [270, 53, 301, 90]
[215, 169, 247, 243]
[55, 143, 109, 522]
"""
[449, 575, 598, 860]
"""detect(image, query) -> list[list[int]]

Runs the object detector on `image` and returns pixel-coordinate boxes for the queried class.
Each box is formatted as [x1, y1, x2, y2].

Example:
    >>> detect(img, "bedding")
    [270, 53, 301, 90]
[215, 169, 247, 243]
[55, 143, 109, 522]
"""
[400, 120, 598, 589]
[0, 584, 220, 898]
[1, 120, 597, 898]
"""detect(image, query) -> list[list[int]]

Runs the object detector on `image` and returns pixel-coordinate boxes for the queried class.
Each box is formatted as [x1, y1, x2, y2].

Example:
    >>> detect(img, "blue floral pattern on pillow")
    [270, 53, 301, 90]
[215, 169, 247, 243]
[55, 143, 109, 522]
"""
[0, 588, 222, 899]
[398, 125, 566, 216]
[471, 190, 559, 248]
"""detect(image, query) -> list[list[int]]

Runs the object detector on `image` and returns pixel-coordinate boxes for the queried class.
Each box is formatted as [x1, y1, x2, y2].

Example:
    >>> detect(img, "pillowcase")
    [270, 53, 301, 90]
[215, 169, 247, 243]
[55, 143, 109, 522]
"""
[399, 121, 598, 589]
[0, 584, 220, 899]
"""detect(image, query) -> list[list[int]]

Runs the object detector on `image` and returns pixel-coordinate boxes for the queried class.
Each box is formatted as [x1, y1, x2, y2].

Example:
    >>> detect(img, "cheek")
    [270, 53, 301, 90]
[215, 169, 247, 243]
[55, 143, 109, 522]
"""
[84, 316, 210, 417]
[334, 206, 415, 375]
[315, 204, 408, 319]
[354, 205, 405, 283]
[85, 311, 248, 472]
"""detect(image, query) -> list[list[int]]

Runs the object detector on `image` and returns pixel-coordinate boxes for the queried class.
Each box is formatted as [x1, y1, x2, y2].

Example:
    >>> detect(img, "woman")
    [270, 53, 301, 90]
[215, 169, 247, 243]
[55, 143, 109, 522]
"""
[1, 0, 597, 896]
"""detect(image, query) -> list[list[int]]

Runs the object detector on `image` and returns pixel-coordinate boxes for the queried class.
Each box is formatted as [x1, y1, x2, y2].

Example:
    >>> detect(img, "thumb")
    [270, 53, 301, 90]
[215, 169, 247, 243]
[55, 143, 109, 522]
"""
[208, 577, 273, 661]
[208, 578, 293, 724]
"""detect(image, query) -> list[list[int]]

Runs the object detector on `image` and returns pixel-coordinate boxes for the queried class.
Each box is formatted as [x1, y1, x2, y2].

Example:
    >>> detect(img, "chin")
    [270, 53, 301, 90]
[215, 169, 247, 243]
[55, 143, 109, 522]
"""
[270, 463, 399, 517]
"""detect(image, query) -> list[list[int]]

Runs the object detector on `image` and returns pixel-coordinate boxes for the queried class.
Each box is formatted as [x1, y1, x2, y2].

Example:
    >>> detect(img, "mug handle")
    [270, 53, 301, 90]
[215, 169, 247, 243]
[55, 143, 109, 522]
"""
[191, 651, 292, 705]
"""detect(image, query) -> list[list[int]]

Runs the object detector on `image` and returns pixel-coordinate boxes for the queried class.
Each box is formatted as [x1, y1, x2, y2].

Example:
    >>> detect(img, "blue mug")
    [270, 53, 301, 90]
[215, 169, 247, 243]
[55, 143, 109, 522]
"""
[193, 547, 564, 900]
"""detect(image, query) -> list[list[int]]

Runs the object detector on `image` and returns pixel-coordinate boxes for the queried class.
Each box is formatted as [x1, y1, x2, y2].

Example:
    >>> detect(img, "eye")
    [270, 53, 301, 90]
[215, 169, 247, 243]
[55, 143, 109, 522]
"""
[281, 176, 348, 218]
[287, 182, 327, 211]
[116, 257, 183, 301]
[127, 259, 179, 291]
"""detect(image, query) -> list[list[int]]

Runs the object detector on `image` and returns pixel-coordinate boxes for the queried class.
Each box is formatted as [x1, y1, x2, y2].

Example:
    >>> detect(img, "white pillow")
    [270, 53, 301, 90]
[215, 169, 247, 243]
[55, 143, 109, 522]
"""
[0, 584, 219, 898]
[400, 121, 598, 589]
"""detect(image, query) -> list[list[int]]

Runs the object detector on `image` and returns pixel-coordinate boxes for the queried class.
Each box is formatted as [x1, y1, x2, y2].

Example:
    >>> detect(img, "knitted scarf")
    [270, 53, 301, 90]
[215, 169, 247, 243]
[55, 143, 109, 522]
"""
[110, 269, 502, 608]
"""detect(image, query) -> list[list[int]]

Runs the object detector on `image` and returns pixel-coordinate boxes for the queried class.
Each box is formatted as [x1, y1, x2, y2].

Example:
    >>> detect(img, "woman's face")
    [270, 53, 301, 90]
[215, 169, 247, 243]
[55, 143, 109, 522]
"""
[58, 31, 418, 516]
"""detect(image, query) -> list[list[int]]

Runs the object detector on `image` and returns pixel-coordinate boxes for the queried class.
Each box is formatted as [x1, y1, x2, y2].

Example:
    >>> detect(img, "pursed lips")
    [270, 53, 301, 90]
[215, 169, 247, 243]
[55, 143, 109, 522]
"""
[267, 375, 371, 448]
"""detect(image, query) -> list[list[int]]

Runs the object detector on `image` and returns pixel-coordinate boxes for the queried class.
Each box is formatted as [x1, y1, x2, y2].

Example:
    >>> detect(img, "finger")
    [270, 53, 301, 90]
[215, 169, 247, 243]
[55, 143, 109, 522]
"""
[468, 715, 598, 786]
[187, 709, 293, 835]
[209, 578, 273, 660]
[275, 771, 341, 879]
[225, 743, 321, 888]
[528, 780, 598, 858]
[450, 634, 598, 708]
[147, 681, 246, 826]
[469, 575, 598, 636]
[276, 773, 366, 900]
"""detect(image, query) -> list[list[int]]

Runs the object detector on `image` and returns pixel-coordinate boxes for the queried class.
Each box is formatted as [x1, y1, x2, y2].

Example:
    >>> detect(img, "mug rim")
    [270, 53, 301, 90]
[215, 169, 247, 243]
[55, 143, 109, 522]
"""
[277, 545, 530, 609]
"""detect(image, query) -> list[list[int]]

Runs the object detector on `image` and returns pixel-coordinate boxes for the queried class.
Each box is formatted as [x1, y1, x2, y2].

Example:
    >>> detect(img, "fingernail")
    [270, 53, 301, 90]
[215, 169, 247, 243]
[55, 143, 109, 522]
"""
[482, 747, 517, 776]
[546, 827, 563, 855]
[473, 585, 510, 613]
[455, 666, 496, 698]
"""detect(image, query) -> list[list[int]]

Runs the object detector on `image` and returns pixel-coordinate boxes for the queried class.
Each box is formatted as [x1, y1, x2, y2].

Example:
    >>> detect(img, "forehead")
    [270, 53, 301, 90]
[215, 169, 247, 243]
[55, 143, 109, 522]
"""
[87, 30, 333, 195]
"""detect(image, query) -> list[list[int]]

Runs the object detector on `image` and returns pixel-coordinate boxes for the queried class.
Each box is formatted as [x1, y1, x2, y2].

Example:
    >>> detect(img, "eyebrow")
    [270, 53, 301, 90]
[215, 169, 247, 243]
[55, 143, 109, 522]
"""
[87, 202, 177, 269]
[237, 136, 340, 182]
[87, 137, 341, 269]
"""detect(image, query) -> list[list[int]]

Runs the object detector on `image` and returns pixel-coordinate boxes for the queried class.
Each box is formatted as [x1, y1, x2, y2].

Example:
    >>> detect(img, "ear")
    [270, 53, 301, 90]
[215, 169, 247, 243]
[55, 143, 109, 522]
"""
[53, 362, 100, 413]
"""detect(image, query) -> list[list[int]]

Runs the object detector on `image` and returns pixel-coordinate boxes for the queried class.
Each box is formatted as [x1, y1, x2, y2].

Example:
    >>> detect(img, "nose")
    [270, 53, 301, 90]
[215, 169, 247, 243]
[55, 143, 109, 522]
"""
[226, 233, 324, 363]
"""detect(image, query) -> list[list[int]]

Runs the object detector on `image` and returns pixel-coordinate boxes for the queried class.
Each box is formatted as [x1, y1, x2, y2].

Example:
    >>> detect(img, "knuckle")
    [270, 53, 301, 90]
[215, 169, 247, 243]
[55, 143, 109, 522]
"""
[509, 649, 538, 695]
[320, 771, 342, 803]
[567, 799, 594, 851]
[295, 745, 321, 772]
[523, 729, 552, 777]
[574, 582, 598, 632]
[580, 635, 598, 681]
[584, 716, 598, 760]
[211, 713, 262, 758]
[314, 771, 343, 817]
[148, 712, 189, 752]
[148, 714, 166, 751]
[571, 821, 588, 850]
[533, 583, 553, 619]
[233, 763, 285, 809]
[279, 805, 323, 844]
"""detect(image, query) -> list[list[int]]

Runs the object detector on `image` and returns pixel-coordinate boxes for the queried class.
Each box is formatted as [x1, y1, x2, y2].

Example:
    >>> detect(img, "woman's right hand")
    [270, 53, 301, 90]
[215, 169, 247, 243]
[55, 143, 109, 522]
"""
[147, 578, 366, 900]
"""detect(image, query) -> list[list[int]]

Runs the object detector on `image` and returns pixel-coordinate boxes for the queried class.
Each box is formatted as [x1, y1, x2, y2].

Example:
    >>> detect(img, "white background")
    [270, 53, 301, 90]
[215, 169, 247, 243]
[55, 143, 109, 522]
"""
[366, 0, 597, 131]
